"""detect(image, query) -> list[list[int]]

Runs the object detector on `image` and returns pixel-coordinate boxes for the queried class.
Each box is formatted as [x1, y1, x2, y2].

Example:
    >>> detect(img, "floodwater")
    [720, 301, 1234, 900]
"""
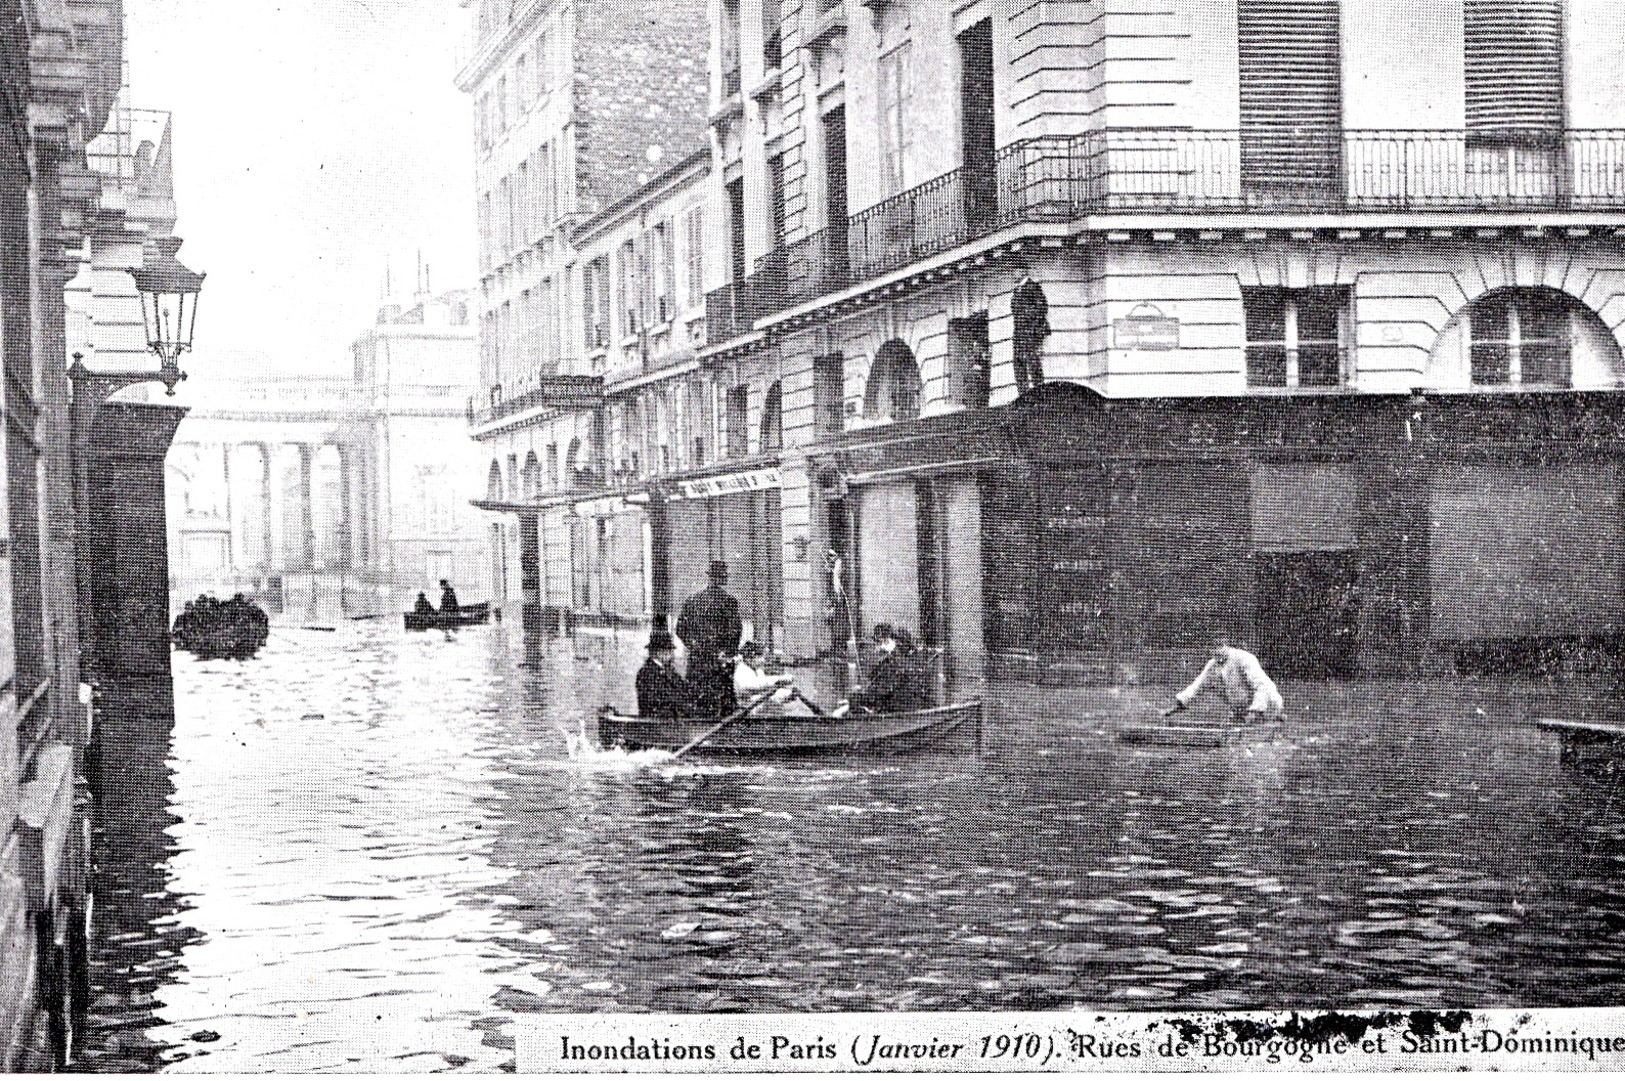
[78, 620, 1625, 1071]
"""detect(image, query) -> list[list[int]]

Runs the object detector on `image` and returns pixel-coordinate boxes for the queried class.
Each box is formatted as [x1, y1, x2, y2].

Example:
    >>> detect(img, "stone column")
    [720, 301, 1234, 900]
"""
[336, 445, 354, 570]
[221, 443, 235, 572]
[297, 444, 316, 572]
[257, 444, 274, 573]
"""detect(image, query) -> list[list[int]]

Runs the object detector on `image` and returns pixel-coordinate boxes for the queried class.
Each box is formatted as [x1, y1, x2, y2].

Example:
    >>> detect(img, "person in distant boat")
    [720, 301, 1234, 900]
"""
[831, 623, 909, 717]
[413, 592, 435, 616]
[1162, 637, 1284, 723]
[731, 640, 796, 716]
[676, 560, 743, 716]
[636, 620, 694, 720]
[438, 579, 460, 615]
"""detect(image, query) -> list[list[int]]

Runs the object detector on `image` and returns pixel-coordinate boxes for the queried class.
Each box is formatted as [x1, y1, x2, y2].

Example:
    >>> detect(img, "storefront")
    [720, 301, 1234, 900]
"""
[661, 463, 785, 649]
[1001, 383, 1625, 680]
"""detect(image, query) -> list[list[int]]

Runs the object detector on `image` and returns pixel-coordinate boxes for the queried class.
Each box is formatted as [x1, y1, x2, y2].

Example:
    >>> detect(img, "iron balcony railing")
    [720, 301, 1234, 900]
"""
[763, 128, 1625, 315]
[470, 368, 602, 426]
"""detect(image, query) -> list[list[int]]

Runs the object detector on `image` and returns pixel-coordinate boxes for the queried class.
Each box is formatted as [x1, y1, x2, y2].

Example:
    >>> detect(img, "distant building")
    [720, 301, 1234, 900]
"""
[166, 290, 491, 611]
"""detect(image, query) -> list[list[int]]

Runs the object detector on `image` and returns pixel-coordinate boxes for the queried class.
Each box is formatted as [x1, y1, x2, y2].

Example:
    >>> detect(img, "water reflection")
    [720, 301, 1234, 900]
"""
[76, 621, 1625, 1070]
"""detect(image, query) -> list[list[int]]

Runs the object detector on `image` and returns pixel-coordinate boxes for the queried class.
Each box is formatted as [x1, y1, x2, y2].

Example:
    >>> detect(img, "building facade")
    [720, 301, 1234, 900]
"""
[165, 291, 492, 613]
[465, 0, 1625, 694]
[0, 0, 152, 1066]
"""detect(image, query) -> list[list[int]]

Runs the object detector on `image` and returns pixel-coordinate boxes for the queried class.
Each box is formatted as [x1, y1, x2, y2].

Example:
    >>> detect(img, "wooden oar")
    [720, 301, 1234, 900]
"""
[670, 689, 777, 758]
[787, 687, 836, 719]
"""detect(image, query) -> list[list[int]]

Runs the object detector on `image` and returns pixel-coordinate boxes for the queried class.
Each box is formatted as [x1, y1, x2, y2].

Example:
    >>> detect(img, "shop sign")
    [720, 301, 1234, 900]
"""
[1113, 303, 1180, 351]
[673, 467, 782, 500]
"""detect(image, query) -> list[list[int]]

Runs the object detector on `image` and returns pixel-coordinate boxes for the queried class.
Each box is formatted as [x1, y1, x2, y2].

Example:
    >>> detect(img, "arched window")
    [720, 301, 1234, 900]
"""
[521, 451, 542, 500]
[1428, 287, 1623, 391]
[864, 340, 922, 422]
[761, 380, 783, 451]
[565, 437, 583, 489]
[545, 443, 559, 491]
[486, 460, 504, 501]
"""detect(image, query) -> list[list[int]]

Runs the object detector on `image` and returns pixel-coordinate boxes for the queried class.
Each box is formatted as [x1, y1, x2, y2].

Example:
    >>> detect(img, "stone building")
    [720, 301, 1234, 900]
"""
[465, 0, 1625, 693]
[456, 0, 712, 628]
[705, 0, 1625, 688]
[165, 290, 491, 613]
[0, 0, 150, 1067]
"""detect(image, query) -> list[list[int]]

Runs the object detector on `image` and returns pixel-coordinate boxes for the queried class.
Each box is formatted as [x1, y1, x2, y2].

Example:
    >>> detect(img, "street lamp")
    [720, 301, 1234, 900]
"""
[68, 235, 206, 404]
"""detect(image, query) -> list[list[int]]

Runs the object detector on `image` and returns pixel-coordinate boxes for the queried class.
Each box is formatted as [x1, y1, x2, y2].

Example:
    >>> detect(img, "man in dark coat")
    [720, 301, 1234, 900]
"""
[840, 623, 909, 715]
[438, 579, 460, 614]
[675, 560, 743, 716]
[636, 620, 694, 720]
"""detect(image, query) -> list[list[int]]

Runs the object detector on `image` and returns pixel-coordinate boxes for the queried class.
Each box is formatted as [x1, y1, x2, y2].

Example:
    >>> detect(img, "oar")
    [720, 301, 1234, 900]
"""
[787, 687, 836, 719]
[670, 689, 777, 758]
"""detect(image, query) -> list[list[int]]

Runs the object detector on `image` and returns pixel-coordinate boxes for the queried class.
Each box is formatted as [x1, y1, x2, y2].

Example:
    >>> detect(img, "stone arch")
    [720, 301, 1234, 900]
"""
[565, 437, 584, 490]
[486, 459, 504, 501]
[1425, 286, 1624, 391]
[863, 339, 922, 423]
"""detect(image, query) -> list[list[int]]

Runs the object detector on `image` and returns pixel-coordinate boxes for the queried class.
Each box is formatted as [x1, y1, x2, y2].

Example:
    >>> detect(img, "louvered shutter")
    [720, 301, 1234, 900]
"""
[1465, 0, 1563, 143]
[1237, 0, 1342, 193]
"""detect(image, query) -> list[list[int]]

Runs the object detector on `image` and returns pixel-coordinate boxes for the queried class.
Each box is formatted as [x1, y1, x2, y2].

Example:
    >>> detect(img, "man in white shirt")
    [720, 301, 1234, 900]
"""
[732, 641, 797, 715]
[1162, 638, 1285, 722]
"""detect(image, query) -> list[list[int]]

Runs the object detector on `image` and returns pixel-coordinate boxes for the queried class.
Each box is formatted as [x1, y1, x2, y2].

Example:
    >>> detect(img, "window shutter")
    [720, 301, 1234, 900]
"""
[1465, 0, 1563, 139]
[1237, 0, 1342, 191]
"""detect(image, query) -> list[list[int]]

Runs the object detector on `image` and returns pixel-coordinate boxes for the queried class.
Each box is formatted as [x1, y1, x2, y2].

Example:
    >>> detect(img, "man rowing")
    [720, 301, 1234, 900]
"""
[1162, 636, 1284, 723]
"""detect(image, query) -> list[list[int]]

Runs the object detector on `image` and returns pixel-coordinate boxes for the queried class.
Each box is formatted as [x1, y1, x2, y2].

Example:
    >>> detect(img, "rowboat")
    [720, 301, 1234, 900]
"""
[1539, 718, 1625, 773]
[403, 600, 492, 631]
[597, 701, 983, 757]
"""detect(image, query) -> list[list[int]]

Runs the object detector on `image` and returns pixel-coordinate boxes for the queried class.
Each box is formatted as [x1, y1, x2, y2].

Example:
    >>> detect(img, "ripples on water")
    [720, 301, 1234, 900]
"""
[77, 622, 1625, 1071]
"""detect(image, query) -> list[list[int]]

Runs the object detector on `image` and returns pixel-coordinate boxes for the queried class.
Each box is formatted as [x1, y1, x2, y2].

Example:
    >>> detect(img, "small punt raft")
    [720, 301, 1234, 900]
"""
[598, 701, 983, 757]
[404, 601, 492, 632]
[1119, 720, 1284, 747]
[1539, 718, 1625, 773]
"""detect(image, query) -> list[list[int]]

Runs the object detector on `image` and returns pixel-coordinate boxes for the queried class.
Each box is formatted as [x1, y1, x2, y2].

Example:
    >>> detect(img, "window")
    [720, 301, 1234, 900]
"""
[865, 340, 921, 421]
[546, 444, 559, 490]
[478, 192, 493, 270]
[496, 76, 509, 134]
[583, 256, 610, 349]
[1468, 289, 1572, 387]
[498, 176, 513, 255]
[684, 208, 705, 309]
[535, 30, 551, 99]
[1236, 0, 1341, 193]
[761, 381, 783, 451]
[516, 160, 530, 244]
[539, 276, 557, 367]
[878, 44, 912, 193]
[725, 385, 750, 456]
[1465, 0, 1563, 141]
[763, 0, 782, 68]
[654, 220, 675, 323]
[515, 55, 529, 112]
[1242, 288, 1349, 389]
[538, 143, 554, 225]
[619, 239, 640, 337]
[477, 93, 491, 150]
[813, 354, 844, 435]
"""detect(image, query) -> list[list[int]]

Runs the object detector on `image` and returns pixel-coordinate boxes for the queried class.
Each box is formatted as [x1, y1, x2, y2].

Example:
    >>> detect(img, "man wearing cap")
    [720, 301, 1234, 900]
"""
[676, 560, 744, 716]
[637, 618, 694, 720]
[1161, 636, 1284, 723]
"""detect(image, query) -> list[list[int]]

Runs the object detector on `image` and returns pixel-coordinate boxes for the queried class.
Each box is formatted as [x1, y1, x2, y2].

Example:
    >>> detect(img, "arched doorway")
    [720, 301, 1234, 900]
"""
[486, 460, 503, 501]
[761, 380, 783, 451]
[864, 340, 922, 422]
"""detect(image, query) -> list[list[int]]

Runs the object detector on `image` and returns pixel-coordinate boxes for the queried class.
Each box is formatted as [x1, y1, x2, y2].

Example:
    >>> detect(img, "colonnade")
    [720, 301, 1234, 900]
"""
[168, 438, 377, 582]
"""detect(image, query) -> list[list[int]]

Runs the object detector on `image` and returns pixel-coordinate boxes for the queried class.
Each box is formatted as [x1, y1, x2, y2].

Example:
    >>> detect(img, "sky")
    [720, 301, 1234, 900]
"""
[123, 0, 478, 379]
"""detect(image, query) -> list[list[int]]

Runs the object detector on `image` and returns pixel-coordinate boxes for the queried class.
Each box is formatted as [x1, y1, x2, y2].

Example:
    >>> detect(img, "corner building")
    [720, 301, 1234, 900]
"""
[712, 0, 1625, 686]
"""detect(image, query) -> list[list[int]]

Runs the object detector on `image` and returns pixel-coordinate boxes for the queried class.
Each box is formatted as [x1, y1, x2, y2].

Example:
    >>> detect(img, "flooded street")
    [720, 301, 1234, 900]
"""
[79, 620, 1625, 1072]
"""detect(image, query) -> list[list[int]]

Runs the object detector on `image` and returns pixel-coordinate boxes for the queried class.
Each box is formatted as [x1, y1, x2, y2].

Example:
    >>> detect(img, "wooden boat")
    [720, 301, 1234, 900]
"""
[1539, 718, 1625, 773]
[403, 600, 492, 631]
[1119, 720, 1284, 747]
[598, 700, 983, 757]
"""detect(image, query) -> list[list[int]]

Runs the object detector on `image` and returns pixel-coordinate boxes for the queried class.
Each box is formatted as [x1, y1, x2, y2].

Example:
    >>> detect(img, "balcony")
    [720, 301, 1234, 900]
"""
[756, 129, 1625, 319]
[471, 369, 603, 426]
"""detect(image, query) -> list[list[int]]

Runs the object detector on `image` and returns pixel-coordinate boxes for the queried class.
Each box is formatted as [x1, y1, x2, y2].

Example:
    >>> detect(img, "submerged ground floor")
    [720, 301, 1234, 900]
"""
[479, 385, 1625, 695]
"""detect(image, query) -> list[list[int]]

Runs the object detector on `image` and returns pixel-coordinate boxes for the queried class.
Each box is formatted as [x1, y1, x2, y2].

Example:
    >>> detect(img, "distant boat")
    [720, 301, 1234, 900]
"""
[403, 601, 492, 632]
[597, 701, 982, 757]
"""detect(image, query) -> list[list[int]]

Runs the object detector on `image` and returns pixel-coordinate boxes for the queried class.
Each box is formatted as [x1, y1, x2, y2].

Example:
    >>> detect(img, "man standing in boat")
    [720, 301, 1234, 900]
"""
[1162, 637, 1284, 723]
[676, 560, 743, 716]
[637, 619, 694, 719]
[438, 579, 461, 615]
